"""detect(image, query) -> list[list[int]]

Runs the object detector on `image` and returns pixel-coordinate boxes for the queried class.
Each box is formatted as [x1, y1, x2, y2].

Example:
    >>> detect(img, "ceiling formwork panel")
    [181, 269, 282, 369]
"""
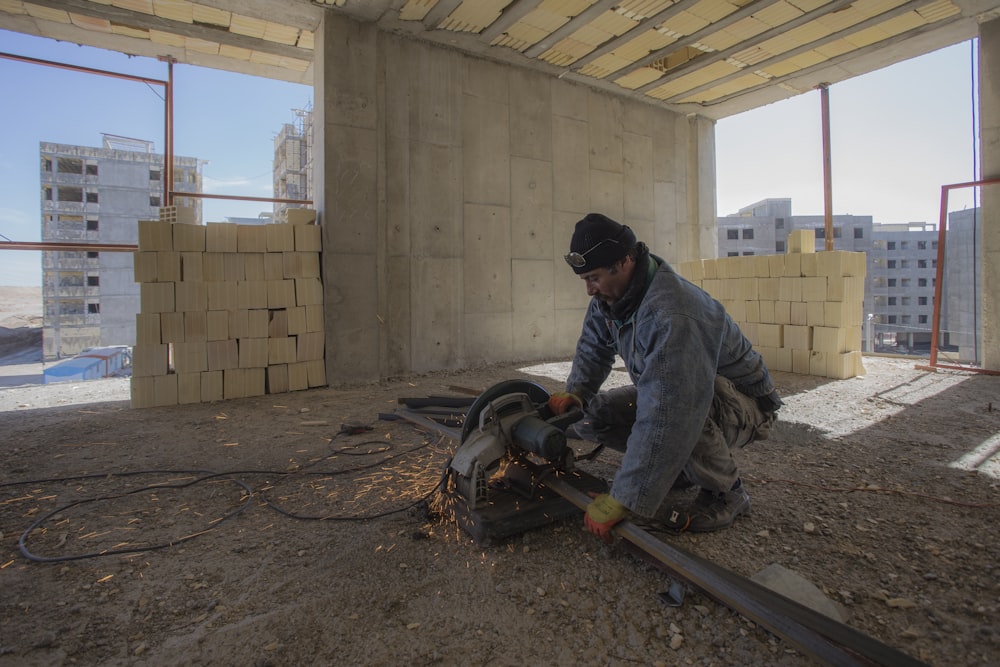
[616, 0, 679, 20]
[114, 1, 155, 13]
[730, 44, 776, 65]
[645, 58, 742, 98]
[399, 0, 436, 21]
[538, 15, 644, 66]
[576, 29, 678, 77]
[688, 0, 745, 24]
[149, 28, 184, 46]
[722, 16, 773, 42]
[614, 66, 670, 88]
[440, 0, 515, 32]
[69, 13, 112, 31]
[916, 0, 961, 21]
[659, 9, 712, 35]
[677, 69, 772, 102]
[753, 1, 809, 28]
[115, 24, 152, 39]
[191, 5, 229, 27]
[230, 14, 268, 39]
[24, 4, 69, 22]
[153, 1, 194, 23]
[697, 25, 750, 50]
[812, 37, 860, 57]
[0, 0, 986, 119]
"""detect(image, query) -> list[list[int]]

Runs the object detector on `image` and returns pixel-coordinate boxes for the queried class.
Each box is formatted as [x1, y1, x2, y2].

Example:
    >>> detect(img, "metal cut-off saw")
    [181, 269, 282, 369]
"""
[440, 380, 607, 545]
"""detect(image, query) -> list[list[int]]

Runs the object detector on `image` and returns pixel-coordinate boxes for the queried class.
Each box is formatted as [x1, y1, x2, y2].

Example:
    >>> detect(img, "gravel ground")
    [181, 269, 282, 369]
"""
[3, 286, 1000, 666]
[1, 351, 999, 666]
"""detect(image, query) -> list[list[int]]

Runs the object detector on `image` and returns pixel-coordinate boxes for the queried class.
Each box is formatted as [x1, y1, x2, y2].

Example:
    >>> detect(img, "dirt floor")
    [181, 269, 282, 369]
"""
[2, 287, 1000, 667]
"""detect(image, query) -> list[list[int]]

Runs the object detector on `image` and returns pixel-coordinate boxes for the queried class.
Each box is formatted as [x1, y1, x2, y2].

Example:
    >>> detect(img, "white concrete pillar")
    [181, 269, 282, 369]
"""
[979, 19, 1000, 370]
[688, 115, 719, 262]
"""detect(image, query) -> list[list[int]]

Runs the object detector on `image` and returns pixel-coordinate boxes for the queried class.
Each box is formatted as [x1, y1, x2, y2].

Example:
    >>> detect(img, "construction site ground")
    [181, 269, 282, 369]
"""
[2, 287, 999, 667]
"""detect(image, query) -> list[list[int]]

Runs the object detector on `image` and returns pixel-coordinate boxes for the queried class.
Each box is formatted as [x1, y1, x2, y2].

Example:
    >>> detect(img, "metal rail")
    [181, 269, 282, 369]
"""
[927, 177, 1000, 375]
[168, 192, 313, 206]
[545, 475, 927, 667]
[394, 407, 929, 667]
[0, 241, 138, 252]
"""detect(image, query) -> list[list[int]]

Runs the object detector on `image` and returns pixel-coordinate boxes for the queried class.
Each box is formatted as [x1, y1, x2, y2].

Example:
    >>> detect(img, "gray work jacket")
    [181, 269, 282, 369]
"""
[565, 255, 775, 516]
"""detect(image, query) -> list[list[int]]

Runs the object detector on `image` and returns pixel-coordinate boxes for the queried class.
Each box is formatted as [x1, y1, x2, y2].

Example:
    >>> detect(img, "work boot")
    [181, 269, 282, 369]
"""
[671, 471, 694, 491]
[686, 481, 751, 533]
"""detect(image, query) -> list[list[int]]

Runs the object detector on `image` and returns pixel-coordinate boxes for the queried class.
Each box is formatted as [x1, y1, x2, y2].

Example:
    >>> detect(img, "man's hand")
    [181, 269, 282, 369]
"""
[548, 391, 582, 415]
[584, 493, 628, 543]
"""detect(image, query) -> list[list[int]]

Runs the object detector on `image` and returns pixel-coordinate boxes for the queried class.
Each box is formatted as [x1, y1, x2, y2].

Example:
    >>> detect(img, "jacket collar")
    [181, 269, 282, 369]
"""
[598, 242, 657, 323]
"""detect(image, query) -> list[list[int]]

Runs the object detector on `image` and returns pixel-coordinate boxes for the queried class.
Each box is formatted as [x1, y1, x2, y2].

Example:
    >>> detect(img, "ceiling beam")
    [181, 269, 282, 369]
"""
[422, 0, 464, 28]
[23, 0, 313, 60]
[195, 0, 323, 29]
[693, 14, 966, 109]
[523, 0, 618, 58]
[661, 0, 944, 102]
[481, 0, 545, 42]
[604, 0, 785, 80]
[568, 0, 700, 70]
[636, 0, 856, 93]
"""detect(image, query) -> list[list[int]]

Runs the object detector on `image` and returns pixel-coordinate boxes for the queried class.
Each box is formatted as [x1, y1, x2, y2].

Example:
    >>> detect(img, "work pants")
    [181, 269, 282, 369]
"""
[571, 376, 776, 493]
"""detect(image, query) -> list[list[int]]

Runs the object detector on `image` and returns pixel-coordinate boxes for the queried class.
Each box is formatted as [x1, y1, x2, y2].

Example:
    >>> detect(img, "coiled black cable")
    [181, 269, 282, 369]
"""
[7, 425, 449, 562]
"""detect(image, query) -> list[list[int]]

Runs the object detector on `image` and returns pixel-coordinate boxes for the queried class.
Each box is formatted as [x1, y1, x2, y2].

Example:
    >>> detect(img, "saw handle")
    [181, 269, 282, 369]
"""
[473, 393, 535, 433]
[546, 406, 583, 433]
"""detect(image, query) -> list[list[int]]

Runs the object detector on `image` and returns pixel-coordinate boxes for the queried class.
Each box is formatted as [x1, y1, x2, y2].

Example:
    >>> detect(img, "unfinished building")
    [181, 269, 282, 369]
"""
[40, 135, 202, 360]
[272, 106, 314, 223]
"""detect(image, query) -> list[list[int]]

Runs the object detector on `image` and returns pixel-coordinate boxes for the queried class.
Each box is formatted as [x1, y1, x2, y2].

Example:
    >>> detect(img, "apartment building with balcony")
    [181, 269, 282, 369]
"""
[868, 223, 938, 353]
[40, 134, 202, 360]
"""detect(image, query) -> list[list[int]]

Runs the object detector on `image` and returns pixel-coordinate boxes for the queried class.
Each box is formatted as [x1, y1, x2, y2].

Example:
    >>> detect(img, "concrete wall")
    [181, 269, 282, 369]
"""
[980, 19, 1000, 371]
[315, 13, 717, 382]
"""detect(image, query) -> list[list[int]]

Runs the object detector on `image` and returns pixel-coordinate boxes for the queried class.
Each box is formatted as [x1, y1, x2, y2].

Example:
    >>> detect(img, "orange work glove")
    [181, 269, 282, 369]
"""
[547, 391, 582, 415]
[584, 493, 628, 543]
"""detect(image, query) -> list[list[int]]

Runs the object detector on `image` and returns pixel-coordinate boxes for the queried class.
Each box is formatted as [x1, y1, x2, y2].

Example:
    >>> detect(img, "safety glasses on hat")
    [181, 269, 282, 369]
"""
[564, 238, 621, 268]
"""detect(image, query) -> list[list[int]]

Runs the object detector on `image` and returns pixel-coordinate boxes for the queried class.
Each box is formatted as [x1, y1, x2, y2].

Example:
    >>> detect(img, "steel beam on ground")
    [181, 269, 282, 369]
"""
[393, 404, 929, 667]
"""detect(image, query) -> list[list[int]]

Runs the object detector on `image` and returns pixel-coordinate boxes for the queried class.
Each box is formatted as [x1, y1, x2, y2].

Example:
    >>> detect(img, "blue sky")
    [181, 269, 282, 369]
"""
[716, 40, 979, 222]
[0, 31, 981, 287]
[0, 29, 312, 287]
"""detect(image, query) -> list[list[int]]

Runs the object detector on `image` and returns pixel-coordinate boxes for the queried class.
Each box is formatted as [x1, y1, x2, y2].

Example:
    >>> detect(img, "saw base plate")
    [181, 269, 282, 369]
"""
[443, 465, 608, 546]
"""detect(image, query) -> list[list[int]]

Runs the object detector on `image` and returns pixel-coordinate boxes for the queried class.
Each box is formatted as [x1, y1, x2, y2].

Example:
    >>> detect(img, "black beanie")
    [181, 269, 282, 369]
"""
[568, 213, 636, 274]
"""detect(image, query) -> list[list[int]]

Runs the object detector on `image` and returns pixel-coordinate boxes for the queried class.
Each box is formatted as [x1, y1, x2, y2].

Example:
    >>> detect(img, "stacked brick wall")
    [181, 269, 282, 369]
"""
[677, 229, 866, 379]
[130, 207, 324, 408]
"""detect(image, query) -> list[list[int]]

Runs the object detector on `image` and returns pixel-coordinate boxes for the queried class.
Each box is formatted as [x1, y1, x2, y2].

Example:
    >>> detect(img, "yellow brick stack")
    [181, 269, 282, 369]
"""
[676, 229, 866, 379]
[131, 210, 324, 408]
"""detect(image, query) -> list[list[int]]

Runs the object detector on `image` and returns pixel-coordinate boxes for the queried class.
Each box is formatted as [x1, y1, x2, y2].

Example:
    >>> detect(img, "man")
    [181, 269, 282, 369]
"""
[550, 213, 782, 542]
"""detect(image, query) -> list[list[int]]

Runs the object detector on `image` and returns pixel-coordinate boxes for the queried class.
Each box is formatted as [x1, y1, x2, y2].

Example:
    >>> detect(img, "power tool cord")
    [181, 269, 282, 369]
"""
[9, 425, 447, 563]
[16, 472, 253, 563]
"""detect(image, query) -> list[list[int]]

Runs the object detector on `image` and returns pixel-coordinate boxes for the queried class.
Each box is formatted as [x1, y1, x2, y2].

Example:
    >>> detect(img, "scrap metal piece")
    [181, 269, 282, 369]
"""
[658, 579, 686, 607]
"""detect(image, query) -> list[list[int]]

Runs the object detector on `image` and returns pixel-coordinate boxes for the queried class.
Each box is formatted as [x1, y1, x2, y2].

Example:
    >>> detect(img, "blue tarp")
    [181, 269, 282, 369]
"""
[43, 346, 129, 384]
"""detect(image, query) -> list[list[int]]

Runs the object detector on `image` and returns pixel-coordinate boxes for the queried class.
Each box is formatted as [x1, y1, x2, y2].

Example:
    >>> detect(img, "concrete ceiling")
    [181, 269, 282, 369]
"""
[0, 0, 996, 119]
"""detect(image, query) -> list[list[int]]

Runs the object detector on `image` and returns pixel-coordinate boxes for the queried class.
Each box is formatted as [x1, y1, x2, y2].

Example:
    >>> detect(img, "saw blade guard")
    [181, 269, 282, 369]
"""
[449, 381, 579, 509]
[448, 392, 536, 505]
[459, 380, 551, 443]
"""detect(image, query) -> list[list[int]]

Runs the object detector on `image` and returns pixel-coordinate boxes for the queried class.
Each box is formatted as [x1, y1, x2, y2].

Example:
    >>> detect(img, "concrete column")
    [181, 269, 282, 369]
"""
[687, 115, 719, 261]
[980, 19, 1000, 370]
[314, 13, 383, 382]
